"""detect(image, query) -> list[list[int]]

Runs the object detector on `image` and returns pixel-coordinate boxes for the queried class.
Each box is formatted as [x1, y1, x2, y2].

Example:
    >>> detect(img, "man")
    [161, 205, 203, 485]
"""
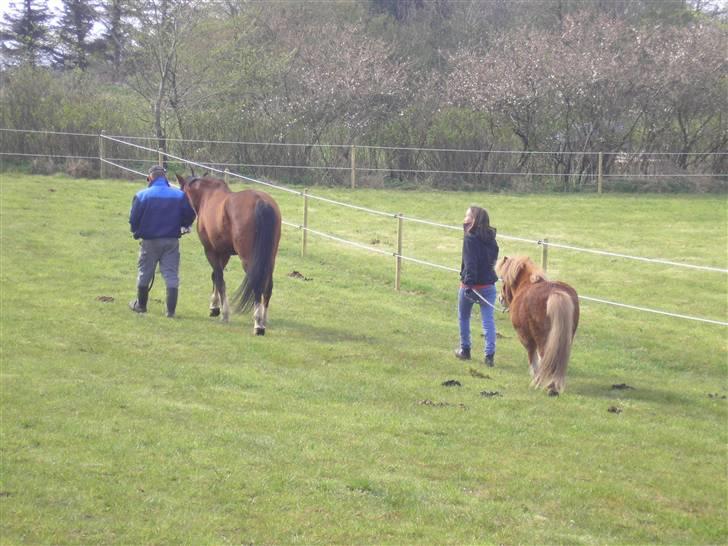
[129, 165, 196, 317]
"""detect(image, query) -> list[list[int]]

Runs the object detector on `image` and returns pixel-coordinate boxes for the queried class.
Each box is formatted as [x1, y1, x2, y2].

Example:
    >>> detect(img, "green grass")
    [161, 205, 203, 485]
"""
[1, 173, 726, 545]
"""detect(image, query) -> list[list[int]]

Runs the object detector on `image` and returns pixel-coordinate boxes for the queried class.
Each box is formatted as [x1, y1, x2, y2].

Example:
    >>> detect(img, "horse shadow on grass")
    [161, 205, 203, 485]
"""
[570, 374, 700, 408]
[272, 317, 377, 345]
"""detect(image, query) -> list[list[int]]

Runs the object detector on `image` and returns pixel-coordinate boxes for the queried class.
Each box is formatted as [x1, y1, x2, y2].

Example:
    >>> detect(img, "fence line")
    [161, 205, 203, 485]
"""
[282, 221, 728, 327]
[0, 128, 98, 137]
[97, 136, 728, 326]
[101, 134, 727, 275]
[5, 150, 726, 180]
[4, 127, 728, 156]
[5, 130, 724, 324]
[99, 158, 146, 178]
[101, 134, 302, 196]
[537, 241, 728, 273]
[0, 152, 100, 161]
[578, 296, 728, 326]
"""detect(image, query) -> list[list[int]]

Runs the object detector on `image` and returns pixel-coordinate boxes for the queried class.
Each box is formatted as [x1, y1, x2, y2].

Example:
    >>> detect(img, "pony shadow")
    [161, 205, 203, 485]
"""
[273, 317, 377, 345]
[572, 378, 698, 407]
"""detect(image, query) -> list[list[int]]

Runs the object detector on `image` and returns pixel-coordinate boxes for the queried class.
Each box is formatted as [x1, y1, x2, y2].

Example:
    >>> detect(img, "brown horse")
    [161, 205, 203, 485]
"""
[495, 255, 579, 395]
[176, 173, 281, 335]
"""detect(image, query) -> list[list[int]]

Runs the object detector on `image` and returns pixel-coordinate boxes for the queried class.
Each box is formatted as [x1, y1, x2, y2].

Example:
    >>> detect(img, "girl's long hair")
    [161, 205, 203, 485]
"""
[469, 206, 497, 242]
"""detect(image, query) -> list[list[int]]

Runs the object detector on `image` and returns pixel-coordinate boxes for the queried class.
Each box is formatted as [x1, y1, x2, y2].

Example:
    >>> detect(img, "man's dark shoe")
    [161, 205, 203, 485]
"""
[166, 287, 178, 318]
[485, 354, 495, 367]
[454, 347, 471, 360]
[129, 286, 149, 313]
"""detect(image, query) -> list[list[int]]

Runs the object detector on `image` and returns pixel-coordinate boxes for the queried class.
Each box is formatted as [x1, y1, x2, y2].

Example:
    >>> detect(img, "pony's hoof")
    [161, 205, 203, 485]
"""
[254, 327, 265, 336]
[548, 389, 560, 397]
[209, 308, 220, 317]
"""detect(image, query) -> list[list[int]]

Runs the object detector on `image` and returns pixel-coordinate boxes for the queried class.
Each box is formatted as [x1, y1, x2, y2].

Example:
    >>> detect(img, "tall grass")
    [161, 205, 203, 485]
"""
[1, 174, 726, 545]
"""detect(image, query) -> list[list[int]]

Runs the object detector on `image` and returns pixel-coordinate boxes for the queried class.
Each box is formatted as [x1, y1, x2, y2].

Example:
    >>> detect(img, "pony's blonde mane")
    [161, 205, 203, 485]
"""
[497, 255, 548, 288]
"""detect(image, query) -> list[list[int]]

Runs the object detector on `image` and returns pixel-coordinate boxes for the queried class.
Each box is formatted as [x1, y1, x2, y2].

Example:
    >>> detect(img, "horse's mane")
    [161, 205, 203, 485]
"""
[193, 176, 230, 192]
[498, 255, 548, 287]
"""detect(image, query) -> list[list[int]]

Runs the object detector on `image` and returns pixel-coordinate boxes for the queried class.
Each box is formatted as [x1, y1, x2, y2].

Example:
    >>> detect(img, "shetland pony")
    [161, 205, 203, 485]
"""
[495, 256, 579, 395]
[176, 173, 281, 335]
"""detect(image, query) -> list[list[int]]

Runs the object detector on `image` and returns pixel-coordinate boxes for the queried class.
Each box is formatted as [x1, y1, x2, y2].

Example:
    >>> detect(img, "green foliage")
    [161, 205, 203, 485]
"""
[2, 2, 727, 190]
[1, 174, 726, 544]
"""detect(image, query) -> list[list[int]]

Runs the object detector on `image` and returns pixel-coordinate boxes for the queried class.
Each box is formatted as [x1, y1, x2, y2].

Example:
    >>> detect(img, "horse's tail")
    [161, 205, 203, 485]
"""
[232, 200, 278, 313]
[533, 290, 575, 394]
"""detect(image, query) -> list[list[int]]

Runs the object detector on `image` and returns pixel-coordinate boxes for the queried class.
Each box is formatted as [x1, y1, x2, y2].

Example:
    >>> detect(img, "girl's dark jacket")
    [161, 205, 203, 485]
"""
[460, 232, 499, 286]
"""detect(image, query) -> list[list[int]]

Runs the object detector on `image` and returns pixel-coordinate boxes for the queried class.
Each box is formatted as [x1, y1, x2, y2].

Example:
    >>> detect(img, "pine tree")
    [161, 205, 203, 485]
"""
[0, 0, 54, 68]
[98, 0, 136, 80]
[54, 0, 97, 70]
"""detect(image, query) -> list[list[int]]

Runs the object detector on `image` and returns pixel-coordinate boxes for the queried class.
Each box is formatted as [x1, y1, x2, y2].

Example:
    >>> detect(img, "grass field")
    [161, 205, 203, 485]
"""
[1, 173, 726, 545]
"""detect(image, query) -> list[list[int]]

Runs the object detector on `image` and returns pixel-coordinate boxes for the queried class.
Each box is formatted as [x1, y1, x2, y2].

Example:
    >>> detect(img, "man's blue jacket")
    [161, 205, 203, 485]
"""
[129, 177, 196, 240]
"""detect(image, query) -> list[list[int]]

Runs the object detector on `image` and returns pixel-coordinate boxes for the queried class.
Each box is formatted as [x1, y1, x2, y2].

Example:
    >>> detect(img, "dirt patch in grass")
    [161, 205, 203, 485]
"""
[480, 391, 501, 398]
[418, 399, 468, 410]
[469, 368, 491, 379]
[288, 270, 312, 281]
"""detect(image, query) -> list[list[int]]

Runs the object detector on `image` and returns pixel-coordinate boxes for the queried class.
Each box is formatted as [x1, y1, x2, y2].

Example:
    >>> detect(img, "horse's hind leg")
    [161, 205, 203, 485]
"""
[253, 300, 265, 335]
[208, 253, 230, 322]
[211, 267, 229, 322]
[209, 270, 221, 317]
[253, 278, 273, 336]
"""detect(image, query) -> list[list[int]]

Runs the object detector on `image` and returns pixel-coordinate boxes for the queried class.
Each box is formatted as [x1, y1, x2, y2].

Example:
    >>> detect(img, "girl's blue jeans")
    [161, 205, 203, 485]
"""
[458, 285, 497, 356]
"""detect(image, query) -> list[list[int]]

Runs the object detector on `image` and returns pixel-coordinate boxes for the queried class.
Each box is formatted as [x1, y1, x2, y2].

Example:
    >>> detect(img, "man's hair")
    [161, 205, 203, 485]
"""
[148, 165, 167, 179]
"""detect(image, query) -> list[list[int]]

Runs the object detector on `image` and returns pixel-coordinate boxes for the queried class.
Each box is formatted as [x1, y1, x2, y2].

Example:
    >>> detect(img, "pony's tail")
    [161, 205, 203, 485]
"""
[232, 200, 277, 313]
[533, 291, 575, 394]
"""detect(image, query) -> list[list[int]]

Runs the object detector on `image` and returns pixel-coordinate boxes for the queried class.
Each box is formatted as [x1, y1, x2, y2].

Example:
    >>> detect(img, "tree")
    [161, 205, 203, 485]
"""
[98, 0, 136, 80]
[369, 0, 425, 22]
[126, 0, 200, 155]
[0, 0, 54, 68]
[54, 0, 98, 70]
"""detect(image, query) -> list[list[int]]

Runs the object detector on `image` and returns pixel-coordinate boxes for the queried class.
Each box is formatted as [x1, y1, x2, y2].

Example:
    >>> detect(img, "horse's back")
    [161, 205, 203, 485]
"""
[224, 189, 281, 258]
[225, 189, 280, 227]
[512, 280, 579, 333]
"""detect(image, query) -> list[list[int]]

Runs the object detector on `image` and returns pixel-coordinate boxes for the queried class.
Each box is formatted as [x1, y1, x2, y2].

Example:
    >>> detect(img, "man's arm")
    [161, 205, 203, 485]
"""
[129, 195, 142, 236]
[181, 198, 196, 228]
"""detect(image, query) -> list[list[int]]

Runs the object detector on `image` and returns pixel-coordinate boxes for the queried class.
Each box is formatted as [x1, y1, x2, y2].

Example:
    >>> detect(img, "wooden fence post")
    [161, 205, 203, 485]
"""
[301, 188, 309, 257]
[541, 238, 549, 272]
[98, 131, 105, 179]
[395, 213, 403, 291]
[224, 168, 229, 184]
[350, 145, 356, 189]
[597, 152, 603, 194]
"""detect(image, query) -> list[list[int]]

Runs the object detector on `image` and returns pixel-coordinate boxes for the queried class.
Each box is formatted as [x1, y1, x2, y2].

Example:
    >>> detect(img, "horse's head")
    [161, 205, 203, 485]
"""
[496, 255, 547, 309]
[176, 173, 230, 210]
[495, 256, 516, 309]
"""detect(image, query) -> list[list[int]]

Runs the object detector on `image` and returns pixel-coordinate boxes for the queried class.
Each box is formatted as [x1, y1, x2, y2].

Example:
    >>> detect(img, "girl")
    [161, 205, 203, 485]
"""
[455, 206, 499, 366]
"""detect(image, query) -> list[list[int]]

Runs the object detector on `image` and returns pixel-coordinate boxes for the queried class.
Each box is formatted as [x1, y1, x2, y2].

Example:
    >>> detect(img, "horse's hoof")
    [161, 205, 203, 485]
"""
[209, 308, 220, 317]
[254, 328, 265, 336]
[548, 389, 560, 397]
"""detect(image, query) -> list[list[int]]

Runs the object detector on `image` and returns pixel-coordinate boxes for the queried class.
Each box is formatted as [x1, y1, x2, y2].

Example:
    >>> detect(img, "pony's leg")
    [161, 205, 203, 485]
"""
[524, 339, 539, 379]
[530, 351, 541, 379]
[516, 330, 539, 379]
